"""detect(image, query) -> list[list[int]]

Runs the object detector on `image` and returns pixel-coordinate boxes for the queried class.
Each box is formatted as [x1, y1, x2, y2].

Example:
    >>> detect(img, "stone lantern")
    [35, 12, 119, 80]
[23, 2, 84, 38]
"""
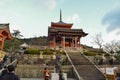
[39, 51, 43, 59]
[39, 51, 44, 64]
[52, 52, 56, 60]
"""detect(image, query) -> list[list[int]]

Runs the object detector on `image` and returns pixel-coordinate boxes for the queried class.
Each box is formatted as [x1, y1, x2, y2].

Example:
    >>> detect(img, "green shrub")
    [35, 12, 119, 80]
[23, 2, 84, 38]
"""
[83, 51, 97, 56]
[56, 50, 65, 55]
[25, 49, 39, 54]
[43, 49, 53, 55]
[104, 53, 110, 56]
[115, 55, 120, 62]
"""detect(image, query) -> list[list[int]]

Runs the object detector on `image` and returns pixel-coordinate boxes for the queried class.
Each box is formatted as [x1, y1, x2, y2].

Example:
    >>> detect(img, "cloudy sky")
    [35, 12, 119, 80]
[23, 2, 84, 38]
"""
[0, 0, 120, 47]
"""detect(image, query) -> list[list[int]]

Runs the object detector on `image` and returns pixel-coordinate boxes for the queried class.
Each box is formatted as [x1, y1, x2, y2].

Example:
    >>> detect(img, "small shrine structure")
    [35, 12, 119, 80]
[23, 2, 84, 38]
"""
[0, 23, 12, 50]
[48, 10, 88, 48]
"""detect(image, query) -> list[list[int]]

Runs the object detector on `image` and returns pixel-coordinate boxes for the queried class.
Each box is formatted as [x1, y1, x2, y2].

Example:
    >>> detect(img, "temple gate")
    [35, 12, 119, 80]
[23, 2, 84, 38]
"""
[0, 23, 12, 50]
[48, 10, 88, 48]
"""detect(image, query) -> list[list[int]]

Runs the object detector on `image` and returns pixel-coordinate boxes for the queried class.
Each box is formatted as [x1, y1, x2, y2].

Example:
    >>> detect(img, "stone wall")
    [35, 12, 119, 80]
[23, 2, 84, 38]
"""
[15, 65, 73, 78]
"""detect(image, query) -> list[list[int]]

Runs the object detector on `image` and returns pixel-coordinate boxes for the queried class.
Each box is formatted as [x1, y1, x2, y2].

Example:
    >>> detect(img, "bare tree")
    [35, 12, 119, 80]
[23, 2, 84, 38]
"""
[12, 29, 23, 38]
[92, 33, 103, 49]
[10, 29, 23, 53]
[103, 40, 120, 53]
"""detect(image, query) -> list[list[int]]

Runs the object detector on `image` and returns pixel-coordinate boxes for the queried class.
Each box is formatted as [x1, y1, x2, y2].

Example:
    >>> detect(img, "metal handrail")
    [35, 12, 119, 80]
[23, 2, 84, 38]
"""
[0, 52, 21, 74]
[64, 48, 83, 80]
[0, 59, 18, 74]
[80, 51, 106, 78]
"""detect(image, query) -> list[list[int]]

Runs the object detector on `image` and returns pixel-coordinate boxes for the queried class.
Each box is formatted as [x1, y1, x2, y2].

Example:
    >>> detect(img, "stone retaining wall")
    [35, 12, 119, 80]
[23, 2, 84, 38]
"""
[16, 65, 73, 78]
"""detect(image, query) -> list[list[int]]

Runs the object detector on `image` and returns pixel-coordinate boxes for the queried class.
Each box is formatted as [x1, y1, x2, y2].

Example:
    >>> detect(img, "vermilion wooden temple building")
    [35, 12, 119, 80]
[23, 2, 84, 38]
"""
[48, 10, 88, 48]
[0, 24, 12, 50]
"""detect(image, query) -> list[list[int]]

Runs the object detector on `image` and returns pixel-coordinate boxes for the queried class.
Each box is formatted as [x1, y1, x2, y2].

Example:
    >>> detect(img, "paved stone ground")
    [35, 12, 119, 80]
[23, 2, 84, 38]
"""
[21, 78, 43, 80]
[21, 78, 75, 80]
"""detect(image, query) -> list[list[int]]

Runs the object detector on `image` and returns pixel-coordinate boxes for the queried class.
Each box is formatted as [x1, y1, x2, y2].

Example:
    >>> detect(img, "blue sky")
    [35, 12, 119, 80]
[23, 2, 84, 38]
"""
[0, 0, 120, 47]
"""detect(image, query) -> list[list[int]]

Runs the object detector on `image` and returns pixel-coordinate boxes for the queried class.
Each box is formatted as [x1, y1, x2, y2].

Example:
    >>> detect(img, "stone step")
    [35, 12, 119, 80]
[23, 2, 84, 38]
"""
[67, 51, 106, 80]
[21, 78, 75, 80]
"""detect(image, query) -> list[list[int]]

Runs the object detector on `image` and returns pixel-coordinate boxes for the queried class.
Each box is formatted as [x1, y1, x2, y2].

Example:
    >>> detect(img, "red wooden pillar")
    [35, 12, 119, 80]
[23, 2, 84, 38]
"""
[53, 37, 56, 48]
[79, 37, 81, 47]
[0, 34, 5, 50]
[71, 37, 74, 47]
[75, 37, 77, 47]
[63, 37, 65, 48]
[60, 37, 63, 47]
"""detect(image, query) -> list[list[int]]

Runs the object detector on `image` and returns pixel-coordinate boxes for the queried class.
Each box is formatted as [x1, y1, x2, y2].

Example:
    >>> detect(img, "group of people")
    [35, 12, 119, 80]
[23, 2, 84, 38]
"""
[0, 53, 8, 69]
[0, 65, 64, 80]
[0, 65, 20, 80]
[44, 68, 65, 80]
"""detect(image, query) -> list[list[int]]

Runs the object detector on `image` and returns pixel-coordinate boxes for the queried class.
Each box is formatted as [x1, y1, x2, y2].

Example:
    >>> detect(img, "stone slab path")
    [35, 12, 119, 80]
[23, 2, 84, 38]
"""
[21, 78, 75, 80]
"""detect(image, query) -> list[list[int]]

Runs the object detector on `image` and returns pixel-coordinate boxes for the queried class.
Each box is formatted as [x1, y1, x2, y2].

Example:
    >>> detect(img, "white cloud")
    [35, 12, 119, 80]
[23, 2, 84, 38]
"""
[0, 0, 58, 11]
[43, 0, 57, 10]
[102, 0, 120, 34]
[116, 29, 120, 35]
[65, 14, 81, 23]
[64, 14, 84, 29]
[30, 0, 57, 10]
[103, 29, 120, 44]
[72, 14, 80, 21]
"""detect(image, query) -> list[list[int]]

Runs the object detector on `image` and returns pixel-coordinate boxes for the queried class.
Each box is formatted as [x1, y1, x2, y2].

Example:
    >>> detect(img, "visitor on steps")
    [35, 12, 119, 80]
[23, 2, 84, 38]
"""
[44, 68, 51, 80]
[0, 66, 8, 79]
[59, 70, 65, 80]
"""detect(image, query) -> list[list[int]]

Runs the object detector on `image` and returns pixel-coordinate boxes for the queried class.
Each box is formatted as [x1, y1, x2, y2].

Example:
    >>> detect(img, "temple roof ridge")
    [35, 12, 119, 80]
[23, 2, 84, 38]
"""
[0, 24, 9, 29]
[60, 9, 62, 22]
[58, 9, 72, 24]
[51, 21, 72, 24]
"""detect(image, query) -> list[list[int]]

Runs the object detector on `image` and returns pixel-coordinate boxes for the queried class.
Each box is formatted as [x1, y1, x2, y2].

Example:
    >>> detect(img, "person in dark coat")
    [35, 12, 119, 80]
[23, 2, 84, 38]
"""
[1, 65, 20, 80]
[0, 66, 8, 79]
[59, 70, 65, 80]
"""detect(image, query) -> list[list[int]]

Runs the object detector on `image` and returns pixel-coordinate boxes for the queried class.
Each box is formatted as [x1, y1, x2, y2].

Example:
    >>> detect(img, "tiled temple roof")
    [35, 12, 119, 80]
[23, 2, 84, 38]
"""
[0, 24, 8, 29]
[49, 27, 83, 33]
[51, 22, 73, 28]
[51, 10, 73, 28]
[48, 27, 88, 37]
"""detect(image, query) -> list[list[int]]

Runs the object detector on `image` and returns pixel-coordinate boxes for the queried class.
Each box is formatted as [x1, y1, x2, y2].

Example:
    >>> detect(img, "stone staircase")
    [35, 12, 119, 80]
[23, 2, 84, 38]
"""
[65, 48, 106, 80]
